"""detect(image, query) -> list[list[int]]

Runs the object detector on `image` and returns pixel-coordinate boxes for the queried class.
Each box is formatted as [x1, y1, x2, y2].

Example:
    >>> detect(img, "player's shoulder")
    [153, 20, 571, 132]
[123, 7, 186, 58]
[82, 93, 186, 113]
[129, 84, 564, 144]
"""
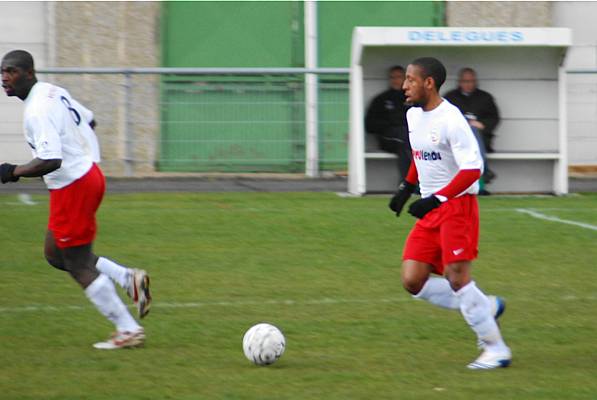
[27, 82, 65, 106]
[441, 99, 466, 116]
[25, 83, 69, 120]
[406, 106, 422, 118]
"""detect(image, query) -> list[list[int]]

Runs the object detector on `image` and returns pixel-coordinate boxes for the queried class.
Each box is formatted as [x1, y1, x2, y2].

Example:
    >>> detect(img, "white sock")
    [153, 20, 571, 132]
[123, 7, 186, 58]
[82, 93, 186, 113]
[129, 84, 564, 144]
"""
[456, 281, 508, 352]
[85, 274, 141, 332]
[414, 277, 460, 310]
[96, 257, 131, 290]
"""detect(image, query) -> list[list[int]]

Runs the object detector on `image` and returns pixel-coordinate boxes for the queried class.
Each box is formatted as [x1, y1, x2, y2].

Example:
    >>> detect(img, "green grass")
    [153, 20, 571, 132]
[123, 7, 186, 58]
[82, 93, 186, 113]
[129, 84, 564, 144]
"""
[0, 192, 596, 400]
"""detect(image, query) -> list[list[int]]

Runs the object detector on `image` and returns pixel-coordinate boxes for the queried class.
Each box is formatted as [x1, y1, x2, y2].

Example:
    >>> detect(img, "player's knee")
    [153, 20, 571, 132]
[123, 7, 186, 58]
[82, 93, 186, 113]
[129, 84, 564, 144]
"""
[401, 275, 425, 295]
[44, 249, 67, 271]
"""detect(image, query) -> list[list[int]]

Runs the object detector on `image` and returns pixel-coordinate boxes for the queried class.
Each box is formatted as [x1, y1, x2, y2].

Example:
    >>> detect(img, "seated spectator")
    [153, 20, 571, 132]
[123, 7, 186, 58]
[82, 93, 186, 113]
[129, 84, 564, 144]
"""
[365, 65, 411, 181]
[444, 67, 499, 189]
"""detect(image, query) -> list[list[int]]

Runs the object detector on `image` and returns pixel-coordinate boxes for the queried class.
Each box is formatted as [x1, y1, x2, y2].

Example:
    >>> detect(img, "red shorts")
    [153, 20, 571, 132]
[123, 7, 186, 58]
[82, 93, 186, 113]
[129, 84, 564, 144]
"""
[48, 164, 105, 249]
[402, 194, 479, 275]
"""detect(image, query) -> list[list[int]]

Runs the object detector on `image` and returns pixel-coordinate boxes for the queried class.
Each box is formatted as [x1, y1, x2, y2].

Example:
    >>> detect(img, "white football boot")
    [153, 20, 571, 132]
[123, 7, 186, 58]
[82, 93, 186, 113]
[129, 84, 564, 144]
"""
[467, 347, 512, 370]
[93, 329, 146, 350]
[127, 269, 152, 319]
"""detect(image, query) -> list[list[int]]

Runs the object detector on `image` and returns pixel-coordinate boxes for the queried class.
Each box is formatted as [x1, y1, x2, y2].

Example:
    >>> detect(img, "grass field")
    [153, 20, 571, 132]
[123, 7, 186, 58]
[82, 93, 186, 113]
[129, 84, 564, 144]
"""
[0, 191, 596, 400]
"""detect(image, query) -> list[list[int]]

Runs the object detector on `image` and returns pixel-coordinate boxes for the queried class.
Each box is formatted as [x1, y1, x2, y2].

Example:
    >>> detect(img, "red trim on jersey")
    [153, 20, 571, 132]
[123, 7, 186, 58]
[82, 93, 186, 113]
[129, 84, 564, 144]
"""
[405, 161, 419, 185]
[435, 169, 481, 199]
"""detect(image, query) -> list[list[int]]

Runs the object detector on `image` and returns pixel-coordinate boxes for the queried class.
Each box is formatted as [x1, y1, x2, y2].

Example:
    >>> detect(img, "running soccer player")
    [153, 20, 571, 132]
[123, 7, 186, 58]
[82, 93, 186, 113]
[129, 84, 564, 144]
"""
[1, 50, 151, 349]
[389, 57, 511, 369]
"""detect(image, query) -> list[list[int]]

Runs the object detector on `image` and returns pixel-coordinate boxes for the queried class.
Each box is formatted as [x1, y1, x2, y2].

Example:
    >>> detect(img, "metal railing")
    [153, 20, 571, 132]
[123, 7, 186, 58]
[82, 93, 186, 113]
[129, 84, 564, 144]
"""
[4, 66, 594, 177]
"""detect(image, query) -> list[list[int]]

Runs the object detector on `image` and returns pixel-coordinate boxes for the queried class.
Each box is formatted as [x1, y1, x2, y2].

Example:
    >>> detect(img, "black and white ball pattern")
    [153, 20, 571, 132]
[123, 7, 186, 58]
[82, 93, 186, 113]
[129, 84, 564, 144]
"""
[242, 323, 286, 366]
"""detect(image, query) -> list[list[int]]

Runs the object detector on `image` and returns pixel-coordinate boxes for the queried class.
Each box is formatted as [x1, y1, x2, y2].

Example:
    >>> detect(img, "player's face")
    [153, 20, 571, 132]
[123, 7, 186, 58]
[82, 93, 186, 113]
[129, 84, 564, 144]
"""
[1, 58, 30, 98]
[389, 69, 405, 91]
[403, 64, 428, 107]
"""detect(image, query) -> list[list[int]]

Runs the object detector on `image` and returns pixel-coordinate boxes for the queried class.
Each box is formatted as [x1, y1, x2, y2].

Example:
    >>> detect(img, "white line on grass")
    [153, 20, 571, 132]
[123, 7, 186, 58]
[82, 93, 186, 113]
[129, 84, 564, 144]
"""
[0, 297, 405, 314]
[516, 208, 597, 232]
[1, 295, 597, 314]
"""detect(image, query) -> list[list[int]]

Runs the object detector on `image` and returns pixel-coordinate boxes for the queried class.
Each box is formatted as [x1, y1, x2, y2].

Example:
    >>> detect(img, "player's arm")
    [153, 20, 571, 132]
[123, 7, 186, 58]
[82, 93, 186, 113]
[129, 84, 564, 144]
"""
[15, 158, 62, 178]
[388, 161, 418, 217]
[1, 113, 64, 184]
[0, 158, 62, 183]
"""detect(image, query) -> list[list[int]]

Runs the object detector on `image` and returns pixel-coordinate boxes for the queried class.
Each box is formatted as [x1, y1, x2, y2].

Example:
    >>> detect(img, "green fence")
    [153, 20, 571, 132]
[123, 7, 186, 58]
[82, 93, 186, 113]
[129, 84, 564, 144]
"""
[158, 74, 349, 173]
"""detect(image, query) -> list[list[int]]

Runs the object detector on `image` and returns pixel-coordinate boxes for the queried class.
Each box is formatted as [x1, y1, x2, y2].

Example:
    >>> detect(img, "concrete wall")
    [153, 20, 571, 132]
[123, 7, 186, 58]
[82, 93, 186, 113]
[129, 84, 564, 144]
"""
[553, 1, 597, 167]
[0, 2, 160, 175]
[447, 1, 552, 27]
[53, 1, 160, 175]
[0, 2, 50, 164]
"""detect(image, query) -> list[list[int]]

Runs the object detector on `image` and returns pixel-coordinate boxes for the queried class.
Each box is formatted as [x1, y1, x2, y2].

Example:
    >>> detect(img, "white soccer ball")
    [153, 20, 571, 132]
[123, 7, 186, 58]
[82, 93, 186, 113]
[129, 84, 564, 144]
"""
[242, 323, 286, 366]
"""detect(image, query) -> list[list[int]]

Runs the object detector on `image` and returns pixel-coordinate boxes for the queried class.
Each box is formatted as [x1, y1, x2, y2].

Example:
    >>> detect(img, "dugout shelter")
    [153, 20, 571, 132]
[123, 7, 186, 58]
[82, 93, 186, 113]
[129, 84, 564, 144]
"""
[348, 27, 572, 195]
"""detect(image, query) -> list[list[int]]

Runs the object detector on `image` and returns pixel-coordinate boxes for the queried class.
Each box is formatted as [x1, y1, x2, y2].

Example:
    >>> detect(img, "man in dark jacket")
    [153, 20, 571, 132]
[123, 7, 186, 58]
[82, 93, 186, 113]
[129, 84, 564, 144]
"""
[365, 65, 411, 180]
[444, 68, 499, 186]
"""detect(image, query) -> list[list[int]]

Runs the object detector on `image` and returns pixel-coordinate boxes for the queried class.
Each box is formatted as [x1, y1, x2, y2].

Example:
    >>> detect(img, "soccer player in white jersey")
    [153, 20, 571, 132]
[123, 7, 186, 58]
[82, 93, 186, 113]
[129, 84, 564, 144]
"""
[1, 50, 152, 349]
[388, 57, 511, 369]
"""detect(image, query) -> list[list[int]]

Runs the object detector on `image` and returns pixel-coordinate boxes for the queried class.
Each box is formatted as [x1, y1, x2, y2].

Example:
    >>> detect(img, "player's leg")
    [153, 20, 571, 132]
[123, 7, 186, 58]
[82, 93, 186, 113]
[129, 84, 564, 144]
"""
[405, 261, 460, 310]
[61, 242, 144, 349]
[95, 256, 152, 318]
[50, 164, 144, 348]
[44, 230, 67, 271]
[401, 259, 433, 295]
[61, 243, 99, 288]
[445, 261, 511, 369]
[402, 223, 460, 309]
[440, 196, 510, 368]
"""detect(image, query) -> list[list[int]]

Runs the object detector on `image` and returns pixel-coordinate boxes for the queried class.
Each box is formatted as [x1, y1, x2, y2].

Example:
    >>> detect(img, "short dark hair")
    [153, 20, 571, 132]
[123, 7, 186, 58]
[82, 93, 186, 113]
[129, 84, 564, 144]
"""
[389, 65, 405, 74]
[2, 50, 35, 71]
[411, 57, 446, 91]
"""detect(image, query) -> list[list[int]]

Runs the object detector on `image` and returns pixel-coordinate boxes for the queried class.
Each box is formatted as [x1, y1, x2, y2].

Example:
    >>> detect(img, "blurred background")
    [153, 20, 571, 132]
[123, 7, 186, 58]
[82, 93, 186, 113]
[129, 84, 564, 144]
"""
[0, 1, 595, 179]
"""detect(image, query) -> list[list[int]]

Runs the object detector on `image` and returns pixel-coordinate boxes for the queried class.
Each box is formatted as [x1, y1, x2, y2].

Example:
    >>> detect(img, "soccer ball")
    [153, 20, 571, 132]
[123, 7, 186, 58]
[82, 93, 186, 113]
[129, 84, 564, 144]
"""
[242, 323, 286, 366]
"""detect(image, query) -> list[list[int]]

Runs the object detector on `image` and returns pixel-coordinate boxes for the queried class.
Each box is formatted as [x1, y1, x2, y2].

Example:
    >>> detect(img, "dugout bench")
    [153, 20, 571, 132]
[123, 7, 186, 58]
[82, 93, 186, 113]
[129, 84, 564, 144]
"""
[348, 27, 572, 195]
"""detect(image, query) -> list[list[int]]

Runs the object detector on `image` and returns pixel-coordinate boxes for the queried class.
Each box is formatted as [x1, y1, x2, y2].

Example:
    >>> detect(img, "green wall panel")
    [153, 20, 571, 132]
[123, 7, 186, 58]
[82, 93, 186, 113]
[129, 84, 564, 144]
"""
[318, 1, 444, 67]
[163, 1, 302, 67]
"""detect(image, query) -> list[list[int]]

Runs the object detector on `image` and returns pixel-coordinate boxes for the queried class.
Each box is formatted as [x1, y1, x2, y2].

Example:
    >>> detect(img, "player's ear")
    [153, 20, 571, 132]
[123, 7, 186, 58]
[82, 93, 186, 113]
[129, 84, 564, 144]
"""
[424, 76, 435, 91]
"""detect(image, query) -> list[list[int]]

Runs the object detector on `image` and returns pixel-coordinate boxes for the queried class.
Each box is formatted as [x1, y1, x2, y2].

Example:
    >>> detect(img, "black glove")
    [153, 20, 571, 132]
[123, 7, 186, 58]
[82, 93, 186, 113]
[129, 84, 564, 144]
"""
[0, 163, 19, 184]
[389, 181, 416, 217]
[408, 195, 441, 219]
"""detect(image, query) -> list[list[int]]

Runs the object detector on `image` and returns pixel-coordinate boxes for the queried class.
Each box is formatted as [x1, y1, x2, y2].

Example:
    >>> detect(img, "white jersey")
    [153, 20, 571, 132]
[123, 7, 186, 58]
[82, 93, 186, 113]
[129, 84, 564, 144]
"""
[23, 82, 101, 189]
[407, 99, 483, 198]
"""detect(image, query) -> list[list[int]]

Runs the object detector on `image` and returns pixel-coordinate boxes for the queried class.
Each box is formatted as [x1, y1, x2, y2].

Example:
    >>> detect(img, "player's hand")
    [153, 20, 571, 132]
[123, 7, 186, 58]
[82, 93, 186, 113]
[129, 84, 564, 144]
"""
[0, 163, 19, 184]
[408, 195, 441, 219]
[389, 181, 416, 217]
